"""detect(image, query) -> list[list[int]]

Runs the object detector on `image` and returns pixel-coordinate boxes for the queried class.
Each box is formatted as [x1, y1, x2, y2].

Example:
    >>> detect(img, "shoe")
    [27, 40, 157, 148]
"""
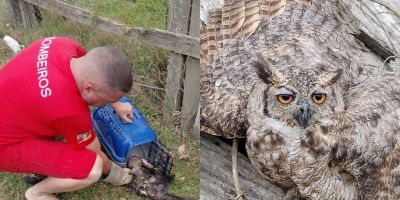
[22, 174, 47, 186]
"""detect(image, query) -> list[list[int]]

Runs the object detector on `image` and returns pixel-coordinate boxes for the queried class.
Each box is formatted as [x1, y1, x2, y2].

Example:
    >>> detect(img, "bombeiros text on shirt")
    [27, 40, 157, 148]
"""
[36, 37, 56, 98]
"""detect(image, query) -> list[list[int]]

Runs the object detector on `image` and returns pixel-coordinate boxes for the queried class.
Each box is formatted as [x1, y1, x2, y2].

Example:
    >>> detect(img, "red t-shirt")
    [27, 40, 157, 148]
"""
[0, 37, 95, 148]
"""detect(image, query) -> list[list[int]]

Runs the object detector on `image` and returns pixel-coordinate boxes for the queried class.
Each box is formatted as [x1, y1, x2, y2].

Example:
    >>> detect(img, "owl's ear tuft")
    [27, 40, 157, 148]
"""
[254, 60, 284, 85]
[321, 68, 343, 86]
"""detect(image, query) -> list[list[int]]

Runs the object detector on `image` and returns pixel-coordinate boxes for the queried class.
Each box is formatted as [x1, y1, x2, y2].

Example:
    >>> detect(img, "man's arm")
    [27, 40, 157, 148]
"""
[85, 137, 111, 175]
[85, 136, 133, 186]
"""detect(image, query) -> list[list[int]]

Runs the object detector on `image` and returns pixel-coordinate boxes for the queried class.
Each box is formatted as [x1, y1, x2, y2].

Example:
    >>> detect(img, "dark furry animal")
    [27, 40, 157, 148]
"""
[128, 156, 194, 200]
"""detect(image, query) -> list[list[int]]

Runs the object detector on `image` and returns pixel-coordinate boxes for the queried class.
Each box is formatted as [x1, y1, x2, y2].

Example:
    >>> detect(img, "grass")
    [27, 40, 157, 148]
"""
[0, 0, 199, 199]
[77, 0, 168, 29]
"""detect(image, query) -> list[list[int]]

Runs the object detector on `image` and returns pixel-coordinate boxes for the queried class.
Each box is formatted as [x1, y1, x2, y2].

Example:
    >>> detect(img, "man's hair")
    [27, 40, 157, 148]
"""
[86, 46, 133, 93]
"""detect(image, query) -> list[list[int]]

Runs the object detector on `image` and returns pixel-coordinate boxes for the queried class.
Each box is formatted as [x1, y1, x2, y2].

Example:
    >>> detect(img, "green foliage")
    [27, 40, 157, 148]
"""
[77, 0, 167, 29]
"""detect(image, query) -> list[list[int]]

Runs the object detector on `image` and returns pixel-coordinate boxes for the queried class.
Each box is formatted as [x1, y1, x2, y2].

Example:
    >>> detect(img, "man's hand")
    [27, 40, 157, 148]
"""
[102, 161, 133, 186]
[111, 101, 134, 123]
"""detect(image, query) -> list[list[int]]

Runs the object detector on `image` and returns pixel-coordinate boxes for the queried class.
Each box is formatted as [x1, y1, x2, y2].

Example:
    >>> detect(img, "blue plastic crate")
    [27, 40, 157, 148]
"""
[92, 97, 157, 166]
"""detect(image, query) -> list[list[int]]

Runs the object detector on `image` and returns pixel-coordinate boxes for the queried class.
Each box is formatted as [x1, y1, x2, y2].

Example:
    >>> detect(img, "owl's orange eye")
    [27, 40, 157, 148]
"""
[277, 94, 294, 104]
[312, 94, 326, 104]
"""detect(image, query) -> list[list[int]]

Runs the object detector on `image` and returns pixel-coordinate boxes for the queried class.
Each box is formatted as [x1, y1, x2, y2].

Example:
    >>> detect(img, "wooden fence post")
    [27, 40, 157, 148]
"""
[192, 106, 200, 140]
[19, 0, 41, 29]
[181, 0, 200, 138]
[5, 0, 40, 29]
[164, 0, 192, 115]
[5, 0, 23, 28]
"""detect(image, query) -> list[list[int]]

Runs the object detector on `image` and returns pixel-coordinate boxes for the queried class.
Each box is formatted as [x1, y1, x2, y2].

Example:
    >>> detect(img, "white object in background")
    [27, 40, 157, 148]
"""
[3, 35, 21, 54]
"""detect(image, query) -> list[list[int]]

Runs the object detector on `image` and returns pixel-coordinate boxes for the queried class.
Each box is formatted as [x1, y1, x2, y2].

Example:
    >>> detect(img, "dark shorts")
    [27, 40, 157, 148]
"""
[0, 138, 97, 179]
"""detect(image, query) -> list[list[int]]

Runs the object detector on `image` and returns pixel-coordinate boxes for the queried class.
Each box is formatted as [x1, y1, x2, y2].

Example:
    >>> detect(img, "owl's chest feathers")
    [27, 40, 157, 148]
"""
[247, 117, 334, 183]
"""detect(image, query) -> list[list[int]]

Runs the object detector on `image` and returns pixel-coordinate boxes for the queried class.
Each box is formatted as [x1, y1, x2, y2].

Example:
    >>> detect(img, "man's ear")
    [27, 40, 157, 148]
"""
[320, 68, 343, 87]
[254, 58, 285, 86]
[82, 82, 94, 97]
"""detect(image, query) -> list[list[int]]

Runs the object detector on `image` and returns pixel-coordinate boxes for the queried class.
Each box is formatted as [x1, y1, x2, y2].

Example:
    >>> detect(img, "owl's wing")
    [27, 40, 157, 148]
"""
[200, 0, 312, 138]
[201, 0, 312, 67]
[330, 74, 400, 198]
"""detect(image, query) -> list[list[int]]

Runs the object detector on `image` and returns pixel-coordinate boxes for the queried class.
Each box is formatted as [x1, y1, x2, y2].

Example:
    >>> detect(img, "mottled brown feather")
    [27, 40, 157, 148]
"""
[200, 25, 208, 67]
[206, 9, 222, 61]
[221, 0, 245, 46]
[259, 0, 287, 17]
[243, 0, 260, 38]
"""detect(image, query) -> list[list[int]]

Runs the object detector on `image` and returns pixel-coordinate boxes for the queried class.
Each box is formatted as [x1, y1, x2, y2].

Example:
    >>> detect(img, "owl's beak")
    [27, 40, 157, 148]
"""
[296, 105, 311, 128]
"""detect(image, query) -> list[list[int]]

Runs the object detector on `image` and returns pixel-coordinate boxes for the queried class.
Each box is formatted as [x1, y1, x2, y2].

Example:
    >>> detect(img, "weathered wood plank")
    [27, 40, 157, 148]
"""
[343, 0, 400, 58]
[167, 0, 191, 34]
[192, 107, 200, 140]
[181, 57, 200, 137]
[127, 28, 199, 59]
[164, 0, 192, 113]
[59, 0, 75, 6]
[189, 0, 200, 37]
[21, 0, 199, 58]
[5, 0, 23, 28]
[200, 133, 285, 200]
[19, 0, 40, 29]
[181, 0, 200, 137]
[164, 53, 185, 112]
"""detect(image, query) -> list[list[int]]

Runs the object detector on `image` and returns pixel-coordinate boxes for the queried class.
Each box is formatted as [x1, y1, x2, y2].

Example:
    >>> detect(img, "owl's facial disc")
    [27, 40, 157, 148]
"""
[295, 99, 311, 129]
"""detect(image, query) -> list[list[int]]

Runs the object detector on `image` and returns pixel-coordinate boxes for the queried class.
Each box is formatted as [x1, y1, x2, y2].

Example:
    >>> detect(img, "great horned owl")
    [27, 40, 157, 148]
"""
[201, 0, 400, 199]
[200, 0, 361, 138]
[246, 63, 400, 199]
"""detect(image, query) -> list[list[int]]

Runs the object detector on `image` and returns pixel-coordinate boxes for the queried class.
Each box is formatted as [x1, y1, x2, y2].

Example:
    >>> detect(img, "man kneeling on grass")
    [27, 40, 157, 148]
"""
[0, 37, 136, 200]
